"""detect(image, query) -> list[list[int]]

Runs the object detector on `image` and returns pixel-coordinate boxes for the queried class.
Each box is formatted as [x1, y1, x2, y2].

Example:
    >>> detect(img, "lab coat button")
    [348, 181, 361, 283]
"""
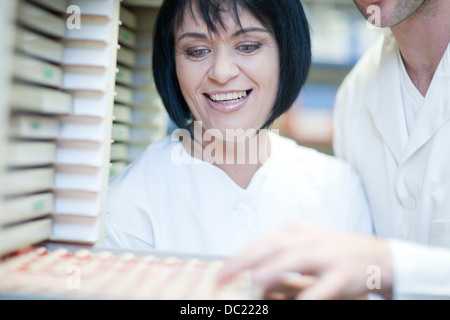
[234, 202, 249, 215]
[407, 195, 416, 211]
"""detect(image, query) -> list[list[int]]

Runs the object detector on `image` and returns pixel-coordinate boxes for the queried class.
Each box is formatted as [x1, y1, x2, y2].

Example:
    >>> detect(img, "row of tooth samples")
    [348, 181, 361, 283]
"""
[0, 248, 259, 300]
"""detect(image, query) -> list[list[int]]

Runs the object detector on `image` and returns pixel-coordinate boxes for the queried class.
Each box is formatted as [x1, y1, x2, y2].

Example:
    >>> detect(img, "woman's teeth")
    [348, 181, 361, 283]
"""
[209, 91, 247, 103]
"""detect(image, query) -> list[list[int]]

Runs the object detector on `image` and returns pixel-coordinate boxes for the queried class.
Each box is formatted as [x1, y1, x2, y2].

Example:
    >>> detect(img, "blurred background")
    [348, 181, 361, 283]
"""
[276, 0, 384, 155]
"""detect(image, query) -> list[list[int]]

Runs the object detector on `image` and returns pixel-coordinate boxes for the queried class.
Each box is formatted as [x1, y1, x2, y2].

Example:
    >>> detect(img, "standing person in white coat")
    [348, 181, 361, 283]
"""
[220, 0, 450, 299]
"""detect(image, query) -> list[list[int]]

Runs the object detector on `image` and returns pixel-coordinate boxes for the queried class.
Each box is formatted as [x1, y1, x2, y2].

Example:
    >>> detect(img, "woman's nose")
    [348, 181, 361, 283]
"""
[208, 49, 240, 84]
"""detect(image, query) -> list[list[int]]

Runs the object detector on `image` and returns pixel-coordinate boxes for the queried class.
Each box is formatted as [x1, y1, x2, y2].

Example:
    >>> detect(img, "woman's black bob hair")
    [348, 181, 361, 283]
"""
[152, 0, 311, 132]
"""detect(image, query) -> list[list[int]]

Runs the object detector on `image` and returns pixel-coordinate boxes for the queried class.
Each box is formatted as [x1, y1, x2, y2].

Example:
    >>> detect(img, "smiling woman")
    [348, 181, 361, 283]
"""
[154, 0, 310, 133]
[174, 7, 279, 135]
[102, 0, 374, 259]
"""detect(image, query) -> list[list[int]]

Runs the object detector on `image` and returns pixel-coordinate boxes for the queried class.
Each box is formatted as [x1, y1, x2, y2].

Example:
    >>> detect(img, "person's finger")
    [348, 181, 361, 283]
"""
[219, 247, 283, 284]
[296, 270, 348, 300]
[280, 273, 316, 290]
[219, 230, 298, 282]
[263, 274, 316, 300]
[219, 223, 322, 284]
[218, 247, 274, 283]
[249, 245, 321, 287]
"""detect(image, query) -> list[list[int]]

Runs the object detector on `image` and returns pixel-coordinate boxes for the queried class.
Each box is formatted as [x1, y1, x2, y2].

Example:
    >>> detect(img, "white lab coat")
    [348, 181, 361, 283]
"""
[334, 29, 450, 299]
[103, 132, 373, 257]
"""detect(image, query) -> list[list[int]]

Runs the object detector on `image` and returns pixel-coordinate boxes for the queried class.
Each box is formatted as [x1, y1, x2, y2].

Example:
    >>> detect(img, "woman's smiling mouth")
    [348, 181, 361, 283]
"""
[204, 90, 253, 112]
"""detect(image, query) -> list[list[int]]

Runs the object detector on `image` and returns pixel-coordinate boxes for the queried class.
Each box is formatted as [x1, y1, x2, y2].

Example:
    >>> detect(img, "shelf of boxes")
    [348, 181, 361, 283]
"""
[0, 0, 122, 255]
[110, 4, 168, 177]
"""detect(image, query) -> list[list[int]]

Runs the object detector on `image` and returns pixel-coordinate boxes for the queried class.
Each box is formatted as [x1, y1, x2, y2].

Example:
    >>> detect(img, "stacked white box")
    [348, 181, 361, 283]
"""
[53, 0, 121, 243]
[110, 4, 168, 177]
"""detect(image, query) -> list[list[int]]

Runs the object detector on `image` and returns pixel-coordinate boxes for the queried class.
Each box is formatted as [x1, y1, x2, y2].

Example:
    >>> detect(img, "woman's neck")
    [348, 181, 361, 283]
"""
[213, 131, 271, 189]
[187, 126, 271, 189]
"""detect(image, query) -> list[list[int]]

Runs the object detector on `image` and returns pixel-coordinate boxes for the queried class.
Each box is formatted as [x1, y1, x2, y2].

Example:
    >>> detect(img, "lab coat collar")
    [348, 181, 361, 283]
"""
[366, 31, 450, 165]
[402, 43, 450, 162]
[366, 30, 409, 165]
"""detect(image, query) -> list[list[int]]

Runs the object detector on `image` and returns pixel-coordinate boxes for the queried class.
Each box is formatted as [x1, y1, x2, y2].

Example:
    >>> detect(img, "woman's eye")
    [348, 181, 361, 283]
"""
[186, 49, 210, 59]
[238, 44, 261, 54]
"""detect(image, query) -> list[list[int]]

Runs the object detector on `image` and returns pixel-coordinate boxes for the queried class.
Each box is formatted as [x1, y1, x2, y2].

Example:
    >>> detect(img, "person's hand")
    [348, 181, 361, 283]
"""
[262, 273, 369, 300]
[219, 223, 393, 300]
[262, 273, 316, 300]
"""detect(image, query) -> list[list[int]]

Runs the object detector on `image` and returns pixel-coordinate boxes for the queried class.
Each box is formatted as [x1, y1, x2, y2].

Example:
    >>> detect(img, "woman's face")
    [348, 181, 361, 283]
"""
[174, 5, 280, 136]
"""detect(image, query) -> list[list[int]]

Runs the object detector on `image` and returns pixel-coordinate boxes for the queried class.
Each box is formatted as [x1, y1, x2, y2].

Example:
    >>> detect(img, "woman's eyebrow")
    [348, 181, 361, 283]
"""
[177, 32, 208, 43]
[176, 27, 270, 43]
[232, 27, 270, 37]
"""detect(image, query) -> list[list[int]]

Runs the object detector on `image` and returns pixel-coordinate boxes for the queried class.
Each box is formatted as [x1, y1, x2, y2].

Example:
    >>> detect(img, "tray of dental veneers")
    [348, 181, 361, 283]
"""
[0, 246, 262, 300]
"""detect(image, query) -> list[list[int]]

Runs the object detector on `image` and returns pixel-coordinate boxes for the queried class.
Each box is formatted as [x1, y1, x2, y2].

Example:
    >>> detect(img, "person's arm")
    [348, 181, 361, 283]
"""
[220, 223, 450, 299]
[99, 161, 157, 250]
[102, 221, 155, 250]
[388, 240, 450, 299]
[219, 222, 393, 300]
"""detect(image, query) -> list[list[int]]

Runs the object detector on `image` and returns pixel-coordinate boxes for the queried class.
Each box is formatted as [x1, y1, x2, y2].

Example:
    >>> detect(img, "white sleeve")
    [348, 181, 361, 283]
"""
[332, 81, 350, 161]
[321, 158, 374, 236]
[345, 172, 374, 236]
[103, 189, 156, 250]
[101, 163, 157, 250]
[389, 239, 450, 299]
[102, 221, 154, 250]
